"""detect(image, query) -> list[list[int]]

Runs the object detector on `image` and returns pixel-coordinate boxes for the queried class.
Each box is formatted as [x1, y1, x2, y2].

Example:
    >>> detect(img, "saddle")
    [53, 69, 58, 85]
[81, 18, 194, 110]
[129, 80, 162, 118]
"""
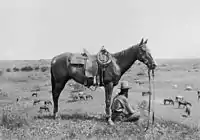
[70, 46, 112, 87]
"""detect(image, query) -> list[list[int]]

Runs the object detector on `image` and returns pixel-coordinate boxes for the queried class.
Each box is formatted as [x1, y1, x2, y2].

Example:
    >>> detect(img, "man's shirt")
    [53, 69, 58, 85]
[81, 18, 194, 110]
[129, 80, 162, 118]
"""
[111, 94, 135, 115]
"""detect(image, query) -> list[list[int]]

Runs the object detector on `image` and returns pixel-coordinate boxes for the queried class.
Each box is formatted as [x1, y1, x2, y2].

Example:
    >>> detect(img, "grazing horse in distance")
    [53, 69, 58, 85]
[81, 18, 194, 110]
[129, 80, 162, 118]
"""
[175, 95, 184, 102]
[78, 94, 86, 100]
[85, 94, 93, 100]
[44, 100, 52, 106]
[197, 90, 200, 101]
[39, 106, 50, 112]
[32, 92, 38, 97]
[50, 38, 156, 125]
[142, 91, 151, 96]
[163, 98, 174, 105]
[185, 105, 191, 116]
[16, 97, 20, 102]
[178, 100, 192, 108]
[33, 99, 41, 105]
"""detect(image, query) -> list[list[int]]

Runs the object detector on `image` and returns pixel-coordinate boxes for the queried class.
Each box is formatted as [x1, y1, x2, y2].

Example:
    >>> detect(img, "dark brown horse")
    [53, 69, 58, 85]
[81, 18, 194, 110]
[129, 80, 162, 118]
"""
[50, 38, 156, 125]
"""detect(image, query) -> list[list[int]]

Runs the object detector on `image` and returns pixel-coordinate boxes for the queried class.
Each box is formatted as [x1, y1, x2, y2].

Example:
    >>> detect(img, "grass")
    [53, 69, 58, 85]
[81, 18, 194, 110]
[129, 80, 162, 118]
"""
[0, 103, 199, 140]
[0, 104, 30, 130]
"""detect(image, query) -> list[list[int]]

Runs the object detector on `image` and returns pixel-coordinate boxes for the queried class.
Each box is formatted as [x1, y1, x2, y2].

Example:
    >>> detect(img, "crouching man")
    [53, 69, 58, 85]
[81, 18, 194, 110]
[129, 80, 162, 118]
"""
[111, 81, 141, 122]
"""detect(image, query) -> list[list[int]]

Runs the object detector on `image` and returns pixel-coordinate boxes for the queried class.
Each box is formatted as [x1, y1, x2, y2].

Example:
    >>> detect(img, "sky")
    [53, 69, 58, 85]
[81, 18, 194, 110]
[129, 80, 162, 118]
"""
[0, 0, 200, 60]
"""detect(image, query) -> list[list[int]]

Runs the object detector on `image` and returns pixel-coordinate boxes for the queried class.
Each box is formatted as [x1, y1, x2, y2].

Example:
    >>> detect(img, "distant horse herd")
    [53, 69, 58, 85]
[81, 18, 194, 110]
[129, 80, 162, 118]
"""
[16, 87, 93, 113]
[16, 84, 198, 117]
[162, 95, 193, 116]
[141, 90, 195, 117]
[71, 92, 93, 101]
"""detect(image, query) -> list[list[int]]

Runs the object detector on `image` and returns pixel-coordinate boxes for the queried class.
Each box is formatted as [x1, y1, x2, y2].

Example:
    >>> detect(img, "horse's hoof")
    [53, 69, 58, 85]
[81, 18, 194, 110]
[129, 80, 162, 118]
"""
[53, 113, 59, 119]
[108, 119, 115, 126]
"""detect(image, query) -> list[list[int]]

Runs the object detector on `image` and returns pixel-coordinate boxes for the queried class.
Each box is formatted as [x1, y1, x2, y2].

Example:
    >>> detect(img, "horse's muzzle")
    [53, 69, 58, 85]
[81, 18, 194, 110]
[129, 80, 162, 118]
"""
[151, 63, 157, 69]
[147, 63, 157, 70]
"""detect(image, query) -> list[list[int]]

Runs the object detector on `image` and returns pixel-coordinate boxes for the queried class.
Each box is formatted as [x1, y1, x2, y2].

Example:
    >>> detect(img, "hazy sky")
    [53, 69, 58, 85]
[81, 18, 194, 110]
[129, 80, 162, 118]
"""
[0, 0, 200, 60]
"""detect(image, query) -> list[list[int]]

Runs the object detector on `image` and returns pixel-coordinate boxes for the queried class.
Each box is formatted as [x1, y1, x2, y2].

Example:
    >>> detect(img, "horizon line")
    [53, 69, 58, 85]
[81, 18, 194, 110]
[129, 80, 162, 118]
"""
[0, 57, 200, 61]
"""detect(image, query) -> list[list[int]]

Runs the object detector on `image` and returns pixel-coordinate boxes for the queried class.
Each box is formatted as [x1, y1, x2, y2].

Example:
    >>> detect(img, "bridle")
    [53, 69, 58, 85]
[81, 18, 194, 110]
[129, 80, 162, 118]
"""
[144, 68, 155, 132]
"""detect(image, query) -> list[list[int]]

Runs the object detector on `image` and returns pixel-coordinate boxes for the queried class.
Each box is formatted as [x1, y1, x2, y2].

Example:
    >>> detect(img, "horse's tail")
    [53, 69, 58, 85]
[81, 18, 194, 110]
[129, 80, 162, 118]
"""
[50, 65, 55, 93]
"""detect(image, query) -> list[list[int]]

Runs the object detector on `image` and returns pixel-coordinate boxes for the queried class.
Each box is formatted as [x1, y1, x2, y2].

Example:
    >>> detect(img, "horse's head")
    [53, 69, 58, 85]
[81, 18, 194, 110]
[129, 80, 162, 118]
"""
[137, 38, 157, 70]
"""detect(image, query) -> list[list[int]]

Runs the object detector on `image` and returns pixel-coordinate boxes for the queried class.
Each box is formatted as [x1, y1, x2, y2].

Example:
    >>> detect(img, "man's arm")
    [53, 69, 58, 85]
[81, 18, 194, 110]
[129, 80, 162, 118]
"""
[122, 98, 135, 114]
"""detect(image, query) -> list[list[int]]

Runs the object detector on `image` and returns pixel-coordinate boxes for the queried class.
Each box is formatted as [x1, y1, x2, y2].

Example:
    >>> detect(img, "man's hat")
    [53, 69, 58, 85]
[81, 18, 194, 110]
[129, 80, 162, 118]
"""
[118, 81, 131, 90]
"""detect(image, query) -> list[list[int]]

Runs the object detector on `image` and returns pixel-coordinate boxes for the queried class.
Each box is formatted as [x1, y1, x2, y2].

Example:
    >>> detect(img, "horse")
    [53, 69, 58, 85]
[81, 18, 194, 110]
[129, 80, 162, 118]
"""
[71, 95, 79, 101]
[197, 90, 200, 101]
[78, 94, 86, 100]
[142, 91, 151, 96]
[185, 105, 191, 116]
[175, 95, 184, 102]
[39, 106, 50, 112]
[163, 98, 174, 105]
[44, 100, 52, 106]
[33, 99, 41, 105]
[50, 38, 156, 125]
[32, 92, 38, 97]
[178, 100, 192, 108]
[16, 97, 20, 102]
[85, 94, 93, 100]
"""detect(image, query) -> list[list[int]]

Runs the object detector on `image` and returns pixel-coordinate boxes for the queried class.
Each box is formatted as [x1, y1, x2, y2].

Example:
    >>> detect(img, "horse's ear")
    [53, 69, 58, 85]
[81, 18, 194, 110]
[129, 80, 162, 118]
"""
[144, 39, 148, 44]
[139, 38, 144, 46]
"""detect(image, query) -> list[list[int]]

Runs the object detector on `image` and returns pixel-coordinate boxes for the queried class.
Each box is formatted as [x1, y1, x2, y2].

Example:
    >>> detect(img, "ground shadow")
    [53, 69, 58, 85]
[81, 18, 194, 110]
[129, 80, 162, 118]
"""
[33, 112, 106, 122]
[173, 107, 185, 109]
[182, 114, 188, 118]
[160, 103, 174, 106]
[65, 99, 79, 103]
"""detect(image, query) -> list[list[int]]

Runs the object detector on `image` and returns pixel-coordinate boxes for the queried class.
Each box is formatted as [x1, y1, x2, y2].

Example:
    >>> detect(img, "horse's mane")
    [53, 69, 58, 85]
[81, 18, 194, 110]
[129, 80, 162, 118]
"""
[112, 44, 138, 58]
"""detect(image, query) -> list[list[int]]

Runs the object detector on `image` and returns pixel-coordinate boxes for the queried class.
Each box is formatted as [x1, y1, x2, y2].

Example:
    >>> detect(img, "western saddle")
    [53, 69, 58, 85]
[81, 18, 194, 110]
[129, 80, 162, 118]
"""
[70, 46, 112, 88]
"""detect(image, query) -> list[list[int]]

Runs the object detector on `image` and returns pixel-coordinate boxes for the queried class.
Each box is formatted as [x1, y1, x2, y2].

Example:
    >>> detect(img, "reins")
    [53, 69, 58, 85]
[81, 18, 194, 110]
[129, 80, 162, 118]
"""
[144, 69, 155, 132]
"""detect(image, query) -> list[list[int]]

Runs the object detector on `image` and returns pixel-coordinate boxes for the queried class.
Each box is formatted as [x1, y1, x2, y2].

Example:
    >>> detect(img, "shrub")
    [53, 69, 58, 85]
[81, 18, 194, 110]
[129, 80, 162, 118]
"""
[136, 71, 146, 76]
[6, 68, 11, 72]
[34, 66, 40, 71]
[0, 91, 8, 97]
[13, 67, 19, 72]
[40, 66, 49, 72]
[1, 104, 29, 129]
[31, 85, 40, 92]
[20, 66, 33, 72]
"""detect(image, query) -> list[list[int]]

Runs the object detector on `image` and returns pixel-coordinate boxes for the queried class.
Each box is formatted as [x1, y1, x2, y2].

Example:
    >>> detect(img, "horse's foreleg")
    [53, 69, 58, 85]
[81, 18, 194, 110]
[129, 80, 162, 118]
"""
[104, 82, 114, 125]
[52, 81, 66, 119]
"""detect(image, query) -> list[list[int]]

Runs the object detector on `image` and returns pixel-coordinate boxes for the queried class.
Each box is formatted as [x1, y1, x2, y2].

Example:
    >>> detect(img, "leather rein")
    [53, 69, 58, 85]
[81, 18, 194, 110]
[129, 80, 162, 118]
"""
[144, 69, 155, 132]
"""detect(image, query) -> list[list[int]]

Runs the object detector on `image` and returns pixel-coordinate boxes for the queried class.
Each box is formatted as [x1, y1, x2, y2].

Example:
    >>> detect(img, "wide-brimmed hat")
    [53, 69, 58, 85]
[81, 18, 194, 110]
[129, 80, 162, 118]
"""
[118, 81, 131, 90]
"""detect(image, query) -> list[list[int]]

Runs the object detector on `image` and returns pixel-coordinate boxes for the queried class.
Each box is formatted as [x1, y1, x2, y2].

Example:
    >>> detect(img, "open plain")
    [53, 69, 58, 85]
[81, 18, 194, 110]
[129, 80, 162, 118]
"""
[0, 58, 200, 139]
